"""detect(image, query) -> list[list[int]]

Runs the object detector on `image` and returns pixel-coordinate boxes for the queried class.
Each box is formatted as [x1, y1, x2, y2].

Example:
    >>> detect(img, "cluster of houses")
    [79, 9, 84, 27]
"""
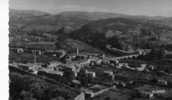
[9, 47, 156, 86]
[9, 45, 171, 100]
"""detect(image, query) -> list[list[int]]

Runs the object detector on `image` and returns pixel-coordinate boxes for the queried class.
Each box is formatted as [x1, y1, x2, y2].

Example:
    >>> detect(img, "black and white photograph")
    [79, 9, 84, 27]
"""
[8, 0, 172, 100]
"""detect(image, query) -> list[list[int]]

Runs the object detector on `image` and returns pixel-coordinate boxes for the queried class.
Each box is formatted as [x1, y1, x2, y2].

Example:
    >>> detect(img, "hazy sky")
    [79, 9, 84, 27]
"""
[9, 0, 172, 16]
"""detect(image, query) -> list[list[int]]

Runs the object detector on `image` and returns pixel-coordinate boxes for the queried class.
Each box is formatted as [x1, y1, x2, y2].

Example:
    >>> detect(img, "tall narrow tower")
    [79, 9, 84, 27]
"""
[76, 48, 79, 56]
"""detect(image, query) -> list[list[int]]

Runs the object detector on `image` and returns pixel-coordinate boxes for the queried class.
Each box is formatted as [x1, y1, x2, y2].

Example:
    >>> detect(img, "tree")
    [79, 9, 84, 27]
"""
[77, 68, 89, 87]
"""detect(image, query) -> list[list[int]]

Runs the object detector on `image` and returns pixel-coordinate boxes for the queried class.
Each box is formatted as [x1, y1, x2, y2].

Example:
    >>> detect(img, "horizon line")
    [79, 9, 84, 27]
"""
[9, 8, 171, 18]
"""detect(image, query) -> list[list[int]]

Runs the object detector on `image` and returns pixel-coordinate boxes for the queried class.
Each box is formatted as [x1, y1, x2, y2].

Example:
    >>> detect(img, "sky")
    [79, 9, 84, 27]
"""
[9, 0, 172, 17]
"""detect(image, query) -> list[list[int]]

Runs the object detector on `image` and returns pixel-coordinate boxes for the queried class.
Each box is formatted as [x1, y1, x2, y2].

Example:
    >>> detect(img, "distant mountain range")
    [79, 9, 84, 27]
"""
[9, 9, 172, 31]
[9, 9, 172, 53]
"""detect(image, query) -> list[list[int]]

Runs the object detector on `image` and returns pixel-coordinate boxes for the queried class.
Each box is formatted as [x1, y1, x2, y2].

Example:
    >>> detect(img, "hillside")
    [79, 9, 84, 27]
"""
[10, 10, 164, 34]
[9, 9, 172, 53]
[71, 18, 172, 52]
[9, 10, 129, 33]
[158, 17, 172, 27]
[10, 10, 103, 35]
